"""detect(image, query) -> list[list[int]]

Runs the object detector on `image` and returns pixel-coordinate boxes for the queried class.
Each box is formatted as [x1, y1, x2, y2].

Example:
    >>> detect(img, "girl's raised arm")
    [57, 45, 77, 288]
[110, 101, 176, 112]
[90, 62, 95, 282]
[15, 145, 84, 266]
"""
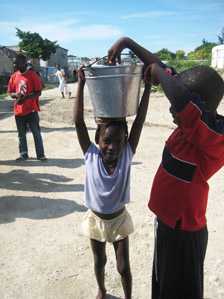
[128, 73, 151, 153]
[73, 69, 91, 154]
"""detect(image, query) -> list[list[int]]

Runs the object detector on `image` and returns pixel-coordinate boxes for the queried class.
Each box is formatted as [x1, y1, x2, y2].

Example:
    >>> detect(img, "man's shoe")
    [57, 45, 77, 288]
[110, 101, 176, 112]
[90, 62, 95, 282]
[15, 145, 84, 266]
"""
[16, 154, 29, 161]
[37, 156, 47, 161]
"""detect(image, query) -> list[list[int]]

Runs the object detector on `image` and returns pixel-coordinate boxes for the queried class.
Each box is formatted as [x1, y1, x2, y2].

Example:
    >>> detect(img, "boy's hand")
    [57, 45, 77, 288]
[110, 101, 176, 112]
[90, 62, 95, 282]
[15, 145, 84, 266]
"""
[13, 92, 22, 99]
[14, 92, 25, 103]
[15, 94, 25, 104]
[144, 63, 160, 86]
[108, 37, 128, 64]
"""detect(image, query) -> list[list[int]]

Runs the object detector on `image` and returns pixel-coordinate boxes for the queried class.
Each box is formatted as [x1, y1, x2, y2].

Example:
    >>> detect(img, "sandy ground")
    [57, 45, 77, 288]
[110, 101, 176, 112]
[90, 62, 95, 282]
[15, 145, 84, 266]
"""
[0, 83, 224, 299]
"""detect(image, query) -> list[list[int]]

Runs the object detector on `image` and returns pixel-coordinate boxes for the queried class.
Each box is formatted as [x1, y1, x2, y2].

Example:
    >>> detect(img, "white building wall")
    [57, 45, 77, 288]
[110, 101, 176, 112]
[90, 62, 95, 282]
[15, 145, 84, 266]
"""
[212, 45, 224, 69]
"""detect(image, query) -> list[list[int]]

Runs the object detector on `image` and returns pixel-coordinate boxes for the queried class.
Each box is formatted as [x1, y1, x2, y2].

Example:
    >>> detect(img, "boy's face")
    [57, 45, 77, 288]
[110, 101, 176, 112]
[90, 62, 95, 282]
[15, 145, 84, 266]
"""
[98, 125, 126, 164]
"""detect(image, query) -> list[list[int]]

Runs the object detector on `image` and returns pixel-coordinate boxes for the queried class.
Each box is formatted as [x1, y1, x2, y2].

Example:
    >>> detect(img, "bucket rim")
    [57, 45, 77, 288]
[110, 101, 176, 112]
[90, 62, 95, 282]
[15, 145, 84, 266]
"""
[85, 73, 143, 79]
[84, 63, 143, 70]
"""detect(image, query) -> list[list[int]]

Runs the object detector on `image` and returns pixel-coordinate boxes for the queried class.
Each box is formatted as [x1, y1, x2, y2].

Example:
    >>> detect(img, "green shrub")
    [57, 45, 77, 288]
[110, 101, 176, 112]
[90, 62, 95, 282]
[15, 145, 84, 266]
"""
[167, 59, 210, 73]
[151, 59, 211, 93]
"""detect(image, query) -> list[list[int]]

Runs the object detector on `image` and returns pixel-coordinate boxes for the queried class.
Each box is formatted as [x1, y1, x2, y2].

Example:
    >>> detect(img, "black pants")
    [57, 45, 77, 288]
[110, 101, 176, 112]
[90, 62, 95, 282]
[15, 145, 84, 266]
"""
[152, 218, 208, 299]
[15, 112, 45, 158]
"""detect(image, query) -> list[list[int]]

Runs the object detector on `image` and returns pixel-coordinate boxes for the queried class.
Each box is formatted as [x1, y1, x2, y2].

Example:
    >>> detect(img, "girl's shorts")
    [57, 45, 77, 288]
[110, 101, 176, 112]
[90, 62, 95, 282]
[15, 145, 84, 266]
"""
[81, 208, 134, 243]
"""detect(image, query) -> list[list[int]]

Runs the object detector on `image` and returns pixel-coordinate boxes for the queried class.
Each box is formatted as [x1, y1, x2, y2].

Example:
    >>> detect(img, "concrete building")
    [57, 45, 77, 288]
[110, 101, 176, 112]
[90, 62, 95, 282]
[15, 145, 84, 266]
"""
[6, 45, 41, 70]
[0, 46, 17, 75]
[68, 55, 81, 70]
[0, 46, 17, 92]
[5, 45, 68, 83]
[5, 45, 20, 53]
[41, 46, 68, 69]
[212, 45, 224, 70]
[7, 45, 68, 69]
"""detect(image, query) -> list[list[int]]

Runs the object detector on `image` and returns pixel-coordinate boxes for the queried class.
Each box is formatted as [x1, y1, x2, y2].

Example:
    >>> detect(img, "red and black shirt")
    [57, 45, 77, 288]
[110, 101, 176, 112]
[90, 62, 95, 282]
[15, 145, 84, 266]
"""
[8, 69, 42, 116]
[148, 92, 224, 231]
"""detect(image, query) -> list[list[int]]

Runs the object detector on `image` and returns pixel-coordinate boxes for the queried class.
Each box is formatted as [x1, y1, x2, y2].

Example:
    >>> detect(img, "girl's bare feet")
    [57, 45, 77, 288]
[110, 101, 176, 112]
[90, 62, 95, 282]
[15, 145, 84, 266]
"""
[96, 288, 106, 299]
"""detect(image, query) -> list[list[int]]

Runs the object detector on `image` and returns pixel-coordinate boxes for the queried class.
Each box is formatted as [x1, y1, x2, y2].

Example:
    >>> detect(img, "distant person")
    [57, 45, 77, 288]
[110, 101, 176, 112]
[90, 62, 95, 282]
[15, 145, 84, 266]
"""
[74, 67, 151, 299]
[8, 53, 47, 161]
[108, 37, 224, 299]
[55, 65, 71, 98]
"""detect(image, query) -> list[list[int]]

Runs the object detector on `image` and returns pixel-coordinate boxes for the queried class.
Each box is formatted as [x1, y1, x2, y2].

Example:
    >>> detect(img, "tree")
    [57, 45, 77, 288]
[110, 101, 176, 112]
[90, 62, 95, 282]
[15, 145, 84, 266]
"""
[175, 50, 185, 60]
[218, 27, 224, 44]
[187, 39, 217, 60]
[156, 48, 176, 61]
[16, 28, 58, 61]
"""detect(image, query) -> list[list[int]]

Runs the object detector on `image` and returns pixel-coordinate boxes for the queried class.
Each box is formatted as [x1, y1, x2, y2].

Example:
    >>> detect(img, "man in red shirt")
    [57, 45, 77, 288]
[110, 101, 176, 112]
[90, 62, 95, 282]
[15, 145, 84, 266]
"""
[108, 37, 224, 299]
[8, 54, 46, 161]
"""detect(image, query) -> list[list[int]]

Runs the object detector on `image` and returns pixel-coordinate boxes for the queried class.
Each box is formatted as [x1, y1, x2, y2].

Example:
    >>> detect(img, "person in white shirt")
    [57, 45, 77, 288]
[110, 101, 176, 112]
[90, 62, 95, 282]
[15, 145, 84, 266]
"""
[55, 65, 67, 98]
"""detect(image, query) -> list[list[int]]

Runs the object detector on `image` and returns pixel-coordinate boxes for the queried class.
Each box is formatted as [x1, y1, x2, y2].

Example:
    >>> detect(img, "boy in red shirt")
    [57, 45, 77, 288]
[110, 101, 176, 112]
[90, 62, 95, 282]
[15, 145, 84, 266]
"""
[108, 37, 224, 299]
[8, 54, 46, 161]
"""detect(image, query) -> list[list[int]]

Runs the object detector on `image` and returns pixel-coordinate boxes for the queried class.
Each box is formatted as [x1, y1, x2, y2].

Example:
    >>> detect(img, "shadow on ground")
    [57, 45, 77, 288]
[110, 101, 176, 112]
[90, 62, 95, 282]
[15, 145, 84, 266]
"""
[0, 169, 83, 192]
[106, 295, 122, 299]
[0, 126, 95, 133]
[131, 161, 142, 165]
[0, 98, 53, 121]
[41, 126, 96, 132]
[0, 99, 14, 121]
[0, 158, 84, 169]
[0, 195, 87, 224]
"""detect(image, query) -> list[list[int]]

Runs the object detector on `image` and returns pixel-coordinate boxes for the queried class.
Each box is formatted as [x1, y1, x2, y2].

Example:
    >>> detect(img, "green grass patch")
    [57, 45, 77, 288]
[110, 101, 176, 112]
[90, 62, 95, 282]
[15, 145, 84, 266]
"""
[0, 93, 8, 99]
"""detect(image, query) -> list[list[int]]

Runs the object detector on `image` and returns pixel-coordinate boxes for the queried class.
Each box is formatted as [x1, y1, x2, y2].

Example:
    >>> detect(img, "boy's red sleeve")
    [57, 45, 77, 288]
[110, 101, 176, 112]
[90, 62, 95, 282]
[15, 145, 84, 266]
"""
[177, 97, 224, 159]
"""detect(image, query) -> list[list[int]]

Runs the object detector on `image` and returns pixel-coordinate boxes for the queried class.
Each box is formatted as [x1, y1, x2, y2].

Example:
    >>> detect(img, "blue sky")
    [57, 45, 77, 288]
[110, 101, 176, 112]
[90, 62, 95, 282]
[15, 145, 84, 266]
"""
[0, 0, 223, 57]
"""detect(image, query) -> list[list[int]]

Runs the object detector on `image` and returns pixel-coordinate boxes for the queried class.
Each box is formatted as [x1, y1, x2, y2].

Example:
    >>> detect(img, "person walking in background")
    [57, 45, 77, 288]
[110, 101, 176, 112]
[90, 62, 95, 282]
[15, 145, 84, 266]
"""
[55, 64, 69, 99]
[8, 53, 47, 161]
[108, 37, 224, 299]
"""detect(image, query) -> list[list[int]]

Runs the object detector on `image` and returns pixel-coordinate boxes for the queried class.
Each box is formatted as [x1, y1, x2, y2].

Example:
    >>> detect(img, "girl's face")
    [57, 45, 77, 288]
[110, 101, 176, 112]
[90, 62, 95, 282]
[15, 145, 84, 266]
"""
[98, 125, 126, 164]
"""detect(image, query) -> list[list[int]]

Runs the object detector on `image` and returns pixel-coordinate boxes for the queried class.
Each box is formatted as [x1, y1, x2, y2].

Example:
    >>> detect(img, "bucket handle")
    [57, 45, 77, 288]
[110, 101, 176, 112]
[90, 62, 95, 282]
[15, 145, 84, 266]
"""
[84, 53, 133, 68]
[85, 55, 108, 68]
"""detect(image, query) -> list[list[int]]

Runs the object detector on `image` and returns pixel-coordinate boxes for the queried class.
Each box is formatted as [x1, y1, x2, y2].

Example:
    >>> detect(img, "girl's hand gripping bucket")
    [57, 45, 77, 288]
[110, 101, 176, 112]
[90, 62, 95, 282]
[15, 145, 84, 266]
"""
[84, 63, 143, 118]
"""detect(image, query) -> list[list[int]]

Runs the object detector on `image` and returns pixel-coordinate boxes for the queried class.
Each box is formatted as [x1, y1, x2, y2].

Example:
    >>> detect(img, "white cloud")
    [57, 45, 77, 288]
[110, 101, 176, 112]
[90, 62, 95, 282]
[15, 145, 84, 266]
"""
[71, 25, 122, 40]
[121, 11, 175, 20]
[0, 20, 122, 45]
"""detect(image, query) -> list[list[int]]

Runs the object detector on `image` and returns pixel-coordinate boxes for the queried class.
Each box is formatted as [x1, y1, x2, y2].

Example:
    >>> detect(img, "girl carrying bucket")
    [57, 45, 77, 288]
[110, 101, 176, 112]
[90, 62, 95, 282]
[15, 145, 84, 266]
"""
[73, 66, 151, 299]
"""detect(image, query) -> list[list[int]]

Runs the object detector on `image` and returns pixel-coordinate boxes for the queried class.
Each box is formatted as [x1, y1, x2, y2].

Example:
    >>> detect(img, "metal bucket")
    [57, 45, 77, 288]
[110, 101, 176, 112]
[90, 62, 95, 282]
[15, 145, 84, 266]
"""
[84, 64, 143, 118]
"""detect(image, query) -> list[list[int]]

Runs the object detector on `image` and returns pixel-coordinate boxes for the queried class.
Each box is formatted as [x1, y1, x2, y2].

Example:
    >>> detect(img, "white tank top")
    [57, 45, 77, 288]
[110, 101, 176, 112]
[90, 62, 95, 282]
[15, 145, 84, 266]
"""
[84, 143, 134, 214]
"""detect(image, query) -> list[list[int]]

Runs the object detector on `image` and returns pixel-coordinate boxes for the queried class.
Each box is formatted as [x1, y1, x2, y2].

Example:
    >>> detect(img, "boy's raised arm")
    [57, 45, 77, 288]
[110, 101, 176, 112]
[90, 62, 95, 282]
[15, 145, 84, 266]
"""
[128, 73, 151, 153]
[73, 69, 91, 154]
[108, 37, 161, 66]
[149, 63, 190, 112]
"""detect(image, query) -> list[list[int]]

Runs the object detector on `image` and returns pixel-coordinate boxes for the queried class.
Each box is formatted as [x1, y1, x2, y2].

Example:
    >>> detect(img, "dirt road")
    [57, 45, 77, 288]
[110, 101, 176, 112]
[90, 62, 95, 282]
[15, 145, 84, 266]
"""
[0, 84, 224, 299]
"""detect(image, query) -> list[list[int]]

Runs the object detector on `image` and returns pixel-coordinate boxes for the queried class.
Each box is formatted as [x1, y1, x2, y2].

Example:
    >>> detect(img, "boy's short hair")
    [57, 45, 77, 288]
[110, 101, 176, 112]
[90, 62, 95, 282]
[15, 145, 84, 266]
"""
[15, 53, 27, 62]
[95, 120, 128, 144]
[178, 66, 224, 111]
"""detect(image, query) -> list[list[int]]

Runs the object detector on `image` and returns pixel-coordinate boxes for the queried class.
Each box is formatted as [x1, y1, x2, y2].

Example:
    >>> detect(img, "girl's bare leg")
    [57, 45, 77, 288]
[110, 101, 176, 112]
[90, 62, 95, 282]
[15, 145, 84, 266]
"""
[90, 239, 107, 299]
[113, 237, 132, 299]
